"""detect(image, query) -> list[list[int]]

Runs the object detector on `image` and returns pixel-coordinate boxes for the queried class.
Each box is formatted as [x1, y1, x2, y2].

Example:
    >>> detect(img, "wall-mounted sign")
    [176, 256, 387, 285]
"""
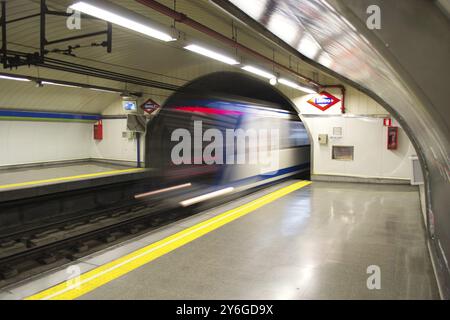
[307, 91, 341, 112]
[383, 118, 392, 127]
[123, 100, 137, 112]
[141, 98, 161, 114]
[127, 114, 146, 133]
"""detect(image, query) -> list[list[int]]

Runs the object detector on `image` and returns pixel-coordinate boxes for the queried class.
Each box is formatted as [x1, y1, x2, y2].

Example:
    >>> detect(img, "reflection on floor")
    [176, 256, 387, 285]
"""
[77, 182, 438, 300]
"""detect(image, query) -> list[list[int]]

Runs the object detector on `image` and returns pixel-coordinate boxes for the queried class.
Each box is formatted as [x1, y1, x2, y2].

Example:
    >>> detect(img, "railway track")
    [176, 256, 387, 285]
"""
[0, 176, 300, 290]
[0, 198, 194, 289]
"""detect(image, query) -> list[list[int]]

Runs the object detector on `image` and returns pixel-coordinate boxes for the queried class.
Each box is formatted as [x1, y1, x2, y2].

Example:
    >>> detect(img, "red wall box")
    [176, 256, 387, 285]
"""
[94, 120, 103, 140]
[387, 126, 398, 150]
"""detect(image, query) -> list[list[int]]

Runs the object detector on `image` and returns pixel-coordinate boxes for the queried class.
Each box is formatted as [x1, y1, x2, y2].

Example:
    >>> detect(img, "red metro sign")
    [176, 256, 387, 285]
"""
[307, 91, 341, 112]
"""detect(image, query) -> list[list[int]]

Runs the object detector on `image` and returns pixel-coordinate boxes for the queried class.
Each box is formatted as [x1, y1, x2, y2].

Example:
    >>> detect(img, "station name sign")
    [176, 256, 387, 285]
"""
[141, 98, 161, 114]
[307, 91, 341, 112]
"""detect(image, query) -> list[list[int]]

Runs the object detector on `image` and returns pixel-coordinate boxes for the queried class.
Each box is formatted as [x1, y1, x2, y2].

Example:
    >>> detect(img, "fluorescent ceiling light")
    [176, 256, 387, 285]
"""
[185, 44, 239, 65]
[42, 81, 81, 88]
[70, 1, 175, 42]
[90, 88, 118, 93]
[278, 78, 318, 94]
[0, 75, 31, 82]
[242, 65, 275, 79]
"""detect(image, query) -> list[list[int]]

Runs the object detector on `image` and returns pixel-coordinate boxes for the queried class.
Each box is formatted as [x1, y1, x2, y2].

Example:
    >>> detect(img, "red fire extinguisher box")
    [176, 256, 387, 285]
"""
[387, 126, 398, 150]
[94, 120, 103, 140]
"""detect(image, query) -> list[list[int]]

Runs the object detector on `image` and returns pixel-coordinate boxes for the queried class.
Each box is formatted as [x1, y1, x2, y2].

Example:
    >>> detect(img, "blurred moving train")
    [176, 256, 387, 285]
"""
[145, 88, 311, 206]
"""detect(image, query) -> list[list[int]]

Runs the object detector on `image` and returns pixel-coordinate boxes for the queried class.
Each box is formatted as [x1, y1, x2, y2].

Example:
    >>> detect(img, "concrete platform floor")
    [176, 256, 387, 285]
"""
[1, 181, 440, 300]
[0, 161, 137, 191]
[83, 182, 440, 300]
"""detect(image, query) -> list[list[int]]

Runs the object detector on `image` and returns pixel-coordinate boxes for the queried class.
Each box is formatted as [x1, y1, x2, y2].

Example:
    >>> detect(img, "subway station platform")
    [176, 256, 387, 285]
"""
[0, 161, 150, 202]
[0, 180, 439, 300]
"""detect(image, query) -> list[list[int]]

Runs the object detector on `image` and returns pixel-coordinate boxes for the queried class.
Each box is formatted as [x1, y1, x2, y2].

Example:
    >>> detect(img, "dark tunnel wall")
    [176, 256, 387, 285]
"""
[172, 71, 298, 113]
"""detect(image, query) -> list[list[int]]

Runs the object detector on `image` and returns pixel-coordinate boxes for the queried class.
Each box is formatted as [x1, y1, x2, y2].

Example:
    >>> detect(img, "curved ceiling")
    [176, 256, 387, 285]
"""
[216, 0, 450, 297]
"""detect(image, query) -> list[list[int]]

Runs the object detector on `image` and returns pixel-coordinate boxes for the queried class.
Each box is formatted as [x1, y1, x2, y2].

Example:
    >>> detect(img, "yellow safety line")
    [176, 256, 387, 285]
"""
[0, 168, 146, 190]
[26, 180, 312, 300]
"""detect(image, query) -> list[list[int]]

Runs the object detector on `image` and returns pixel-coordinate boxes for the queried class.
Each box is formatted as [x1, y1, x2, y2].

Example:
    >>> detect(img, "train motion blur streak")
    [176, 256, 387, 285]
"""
[145, 91, 311, 206]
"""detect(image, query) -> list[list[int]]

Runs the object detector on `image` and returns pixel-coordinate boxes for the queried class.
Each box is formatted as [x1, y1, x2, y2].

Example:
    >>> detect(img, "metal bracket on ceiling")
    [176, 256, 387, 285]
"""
[0, 0, 113, 69]
[1, 1, 7, 69]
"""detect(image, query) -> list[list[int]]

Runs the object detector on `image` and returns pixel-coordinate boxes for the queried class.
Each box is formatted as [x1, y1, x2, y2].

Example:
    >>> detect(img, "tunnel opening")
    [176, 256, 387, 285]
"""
[171, 71, 299, 112]
[146, 71, 312, 188]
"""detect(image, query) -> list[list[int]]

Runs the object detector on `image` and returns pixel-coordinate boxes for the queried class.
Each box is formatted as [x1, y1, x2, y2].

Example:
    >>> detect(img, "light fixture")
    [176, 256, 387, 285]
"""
[0, 75, 31, 82]
[70, 1, 176, 42]
[90, 88, 118, 94]
[184, 44, 239, 65]
[278, 78, 318, 94]
[241, 65, 275, 79]
[41, 81, 81, 89]
[269, 77, 278, 86]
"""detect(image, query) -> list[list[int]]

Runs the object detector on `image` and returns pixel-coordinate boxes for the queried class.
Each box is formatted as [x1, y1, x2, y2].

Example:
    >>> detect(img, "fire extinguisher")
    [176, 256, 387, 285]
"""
[94, 120, 103, 140]
[387, 126, 398, 150]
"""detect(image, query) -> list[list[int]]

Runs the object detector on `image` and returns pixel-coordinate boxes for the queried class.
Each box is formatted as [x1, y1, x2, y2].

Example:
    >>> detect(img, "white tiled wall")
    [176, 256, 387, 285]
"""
[0, 84, 417, 182]
[0, 120, 92, 166]
[0, 118, 143, 167]
[288, 87, 416, 181]
[91, 119, 144, 164]
[303, 116, 415, 180]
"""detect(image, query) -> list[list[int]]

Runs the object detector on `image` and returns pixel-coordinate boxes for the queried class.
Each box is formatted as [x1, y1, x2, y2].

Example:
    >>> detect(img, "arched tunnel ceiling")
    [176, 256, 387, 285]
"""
[214, 0, 450, 177]
[216, 0, 450, 296]
[221, 0, 450, 153]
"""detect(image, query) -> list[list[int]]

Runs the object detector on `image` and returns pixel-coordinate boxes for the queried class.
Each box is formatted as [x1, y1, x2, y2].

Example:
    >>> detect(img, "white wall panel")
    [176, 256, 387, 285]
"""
[288, 85, 415, 181]
[302, 116, 414, 180]
[0, 120, 92, 166]
[0, 119, 144, 167]
[90, 119, 143, 164]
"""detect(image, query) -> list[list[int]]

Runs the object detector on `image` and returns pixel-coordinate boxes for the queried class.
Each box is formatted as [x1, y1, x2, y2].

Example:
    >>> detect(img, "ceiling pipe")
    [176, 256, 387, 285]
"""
[0, 71, 143, 96]
[135, 0, 321, 89]
[4, 49, 181, 92]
